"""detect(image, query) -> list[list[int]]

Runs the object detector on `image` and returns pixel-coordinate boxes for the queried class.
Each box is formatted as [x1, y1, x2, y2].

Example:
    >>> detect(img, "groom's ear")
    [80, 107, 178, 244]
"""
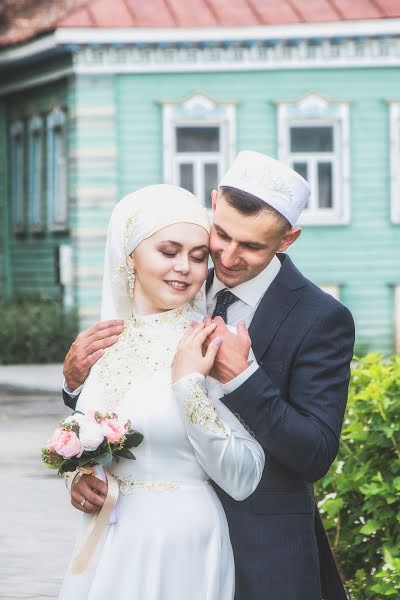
[211, 189, 218, 212]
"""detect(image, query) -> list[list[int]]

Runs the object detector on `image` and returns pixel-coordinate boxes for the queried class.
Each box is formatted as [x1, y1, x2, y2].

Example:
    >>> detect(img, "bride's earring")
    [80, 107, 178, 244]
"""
[127, 265, 135, 298]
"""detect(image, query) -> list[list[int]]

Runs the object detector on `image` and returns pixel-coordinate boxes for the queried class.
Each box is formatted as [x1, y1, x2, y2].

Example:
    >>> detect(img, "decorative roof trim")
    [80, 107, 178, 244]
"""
[1, 18, 400, 67]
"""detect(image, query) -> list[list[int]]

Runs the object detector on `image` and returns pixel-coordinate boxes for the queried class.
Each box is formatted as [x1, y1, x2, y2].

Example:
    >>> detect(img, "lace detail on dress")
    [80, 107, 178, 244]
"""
[96, 306, 194, 411]
[115, 476, 179, 494]
[185, 379, 228, 438]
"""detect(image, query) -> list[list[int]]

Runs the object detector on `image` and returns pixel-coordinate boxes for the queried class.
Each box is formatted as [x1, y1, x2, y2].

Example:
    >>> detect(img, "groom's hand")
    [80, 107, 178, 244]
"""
[63, 320, 124, 391]
[203, 316, 251, 384]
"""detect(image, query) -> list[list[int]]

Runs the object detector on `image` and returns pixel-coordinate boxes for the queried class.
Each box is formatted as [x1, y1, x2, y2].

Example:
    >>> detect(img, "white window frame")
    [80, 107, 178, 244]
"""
[390, 102, 400, 224]
[319, 284, 340, 301]
[278, 93, 350, 226]
[47, 107, 68, 231]
[9, 120, 25, 233]
[162, 93, 236, 211]
[27, 115, 44, 231]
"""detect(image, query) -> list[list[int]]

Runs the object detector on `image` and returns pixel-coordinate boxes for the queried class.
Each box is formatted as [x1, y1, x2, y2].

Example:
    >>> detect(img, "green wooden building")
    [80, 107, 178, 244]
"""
[0, 0, 399, 354]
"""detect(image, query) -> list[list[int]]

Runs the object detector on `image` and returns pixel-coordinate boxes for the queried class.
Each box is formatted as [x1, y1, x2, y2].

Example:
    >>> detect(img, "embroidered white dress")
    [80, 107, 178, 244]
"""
[59, 303, 264, 600]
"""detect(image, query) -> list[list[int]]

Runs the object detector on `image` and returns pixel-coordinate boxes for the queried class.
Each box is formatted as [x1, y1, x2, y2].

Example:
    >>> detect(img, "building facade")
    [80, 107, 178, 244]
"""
[0, 2, 399, 354]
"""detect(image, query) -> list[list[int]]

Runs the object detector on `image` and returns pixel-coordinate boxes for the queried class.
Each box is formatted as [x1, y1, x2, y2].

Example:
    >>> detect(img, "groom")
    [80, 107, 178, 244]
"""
[63, 151, 354, 600]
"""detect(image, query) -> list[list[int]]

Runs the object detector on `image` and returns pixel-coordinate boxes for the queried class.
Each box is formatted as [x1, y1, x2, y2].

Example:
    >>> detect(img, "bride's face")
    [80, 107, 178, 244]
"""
[128, 223, 209, 315]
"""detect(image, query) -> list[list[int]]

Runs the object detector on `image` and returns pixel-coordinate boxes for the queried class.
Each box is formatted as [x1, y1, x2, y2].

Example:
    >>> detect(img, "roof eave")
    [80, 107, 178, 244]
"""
[1, 18, 400, 70]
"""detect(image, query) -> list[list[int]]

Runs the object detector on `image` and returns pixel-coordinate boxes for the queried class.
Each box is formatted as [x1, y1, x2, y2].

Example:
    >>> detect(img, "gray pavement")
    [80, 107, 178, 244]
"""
[0, 384, 80, 599]
[0, 364, 64, 394]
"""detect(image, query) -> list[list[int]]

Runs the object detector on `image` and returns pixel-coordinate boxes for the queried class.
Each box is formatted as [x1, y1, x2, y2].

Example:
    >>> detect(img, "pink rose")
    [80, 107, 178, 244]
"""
[101, 419, 126, 444]
[47, 428, 62, 452]
[55, 430, 82, 459]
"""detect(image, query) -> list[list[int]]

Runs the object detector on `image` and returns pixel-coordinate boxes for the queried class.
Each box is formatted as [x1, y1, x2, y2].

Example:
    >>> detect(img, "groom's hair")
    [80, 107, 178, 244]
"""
[219, 186, 291, 234]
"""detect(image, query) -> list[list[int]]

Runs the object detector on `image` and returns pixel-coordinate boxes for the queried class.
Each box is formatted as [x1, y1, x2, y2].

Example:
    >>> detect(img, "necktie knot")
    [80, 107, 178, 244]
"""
[211, 289, 238, 322]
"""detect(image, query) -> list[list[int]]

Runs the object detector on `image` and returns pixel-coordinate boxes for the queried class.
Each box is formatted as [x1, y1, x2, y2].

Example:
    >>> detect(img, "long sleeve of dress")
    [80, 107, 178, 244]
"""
[172, 372, 265, 501]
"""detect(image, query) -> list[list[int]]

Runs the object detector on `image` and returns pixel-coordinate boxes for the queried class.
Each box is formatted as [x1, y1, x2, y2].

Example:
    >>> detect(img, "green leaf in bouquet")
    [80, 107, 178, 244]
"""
[94, 452, 113, 467]
[124, 431, 144, 448]
[115, 447, 136, 460]
[58, 459, 78, 475]
[41, 448, 64, 469]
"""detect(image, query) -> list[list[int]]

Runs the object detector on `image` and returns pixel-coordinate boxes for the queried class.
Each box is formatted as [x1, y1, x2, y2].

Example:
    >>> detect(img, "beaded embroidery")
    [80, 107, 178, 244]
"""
[96, 305, 194, 411]
[185, 379, 228, 438]
[115, 475, 179, 494]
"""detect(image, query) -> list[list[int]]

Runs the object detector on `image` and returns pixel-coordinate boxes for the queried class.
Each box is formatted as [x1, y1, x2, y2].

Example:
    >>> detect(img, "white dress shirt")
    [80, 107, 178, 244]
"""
[207, 255, 281, 394]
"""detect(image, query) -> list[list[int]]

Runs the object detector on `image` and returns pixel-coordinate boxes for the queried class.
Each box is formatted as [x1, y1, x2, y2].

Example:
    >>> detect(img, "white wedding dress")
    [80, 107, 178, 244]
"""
[59, 302, 264, 600]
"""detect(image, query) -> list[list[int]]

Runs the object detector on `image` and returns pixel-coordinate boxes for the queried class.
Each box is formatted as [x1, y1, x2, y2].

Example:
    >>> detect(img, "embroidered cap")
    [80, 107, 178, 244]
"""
[219, 151, 310, 226]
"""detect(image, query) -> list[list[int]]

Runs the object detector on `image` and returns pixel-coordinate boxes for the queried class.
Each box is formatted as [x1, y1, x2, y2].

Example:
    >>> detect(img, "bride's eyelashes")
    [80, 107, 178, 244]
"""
[159, 250, 208, 263]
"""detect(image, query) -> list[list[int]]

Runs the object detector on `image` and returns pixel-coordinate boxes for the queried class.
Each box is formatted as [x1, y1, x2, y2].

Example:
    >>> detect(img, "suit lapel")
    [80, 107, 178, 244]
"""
[248, 255, 306, 361]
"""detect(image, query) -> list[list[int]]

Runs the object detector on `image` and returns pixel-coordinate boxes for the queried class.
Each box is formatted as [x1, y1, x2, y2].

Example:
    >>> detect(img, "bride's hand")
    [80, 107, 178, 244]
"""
[172, 322, 221, 383]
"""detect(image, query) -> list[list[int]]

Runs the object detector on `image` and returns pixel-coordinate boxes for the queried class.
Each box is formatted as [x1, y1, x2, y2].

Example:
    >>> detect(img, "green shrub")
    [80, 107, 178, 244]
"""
[0, 298, 78, 364]
[315, 354, 400, 599]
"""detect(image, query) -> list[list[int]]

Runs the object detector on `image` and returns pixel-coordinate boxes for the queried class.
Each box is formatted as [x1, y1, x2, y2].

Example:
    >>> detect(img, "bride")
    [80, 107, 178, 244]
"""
[59, 184, 264, 600]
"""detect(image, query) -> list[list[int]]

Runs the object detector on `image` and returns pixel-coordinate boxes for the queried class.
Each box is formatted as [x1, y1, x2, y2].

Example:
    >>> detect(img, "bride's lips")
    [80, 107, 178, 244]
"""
[165, 280, 190, 292]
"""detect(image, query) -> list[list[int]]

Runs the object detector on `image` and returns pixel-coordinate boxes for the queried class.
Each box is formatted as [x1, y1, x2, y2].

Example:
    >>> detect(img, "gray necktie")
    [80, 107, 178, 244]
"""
[211, 289, 238, 322]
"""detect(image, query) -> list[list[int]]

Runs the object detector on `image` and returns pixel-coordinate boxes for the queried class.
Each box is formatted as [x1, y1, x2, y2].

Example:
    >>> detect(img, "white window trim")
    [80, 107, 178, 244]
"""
[27, 115, 44, 232]
[47, 107, 68, 231]
[10, 120, 25, 233]
[162, 92, 236, 210]
[278, 93, 350, 226]
[390, 102, 400, 224]
[319, 284, 340, 301]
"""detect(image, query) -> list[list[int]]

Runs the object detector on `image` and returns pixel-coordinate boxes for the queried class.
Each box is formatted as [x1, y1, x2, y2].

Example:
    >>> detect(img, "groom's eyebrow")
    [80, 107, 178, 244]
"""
[215, 225, 268, 250]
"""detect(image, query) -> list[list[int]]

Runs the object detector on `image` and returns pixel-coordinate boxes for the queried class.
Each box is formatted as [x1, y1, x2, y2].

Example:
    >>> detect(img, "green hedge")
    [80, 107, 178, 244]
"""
[0, 299, 78, 364]
[315, 354, 400, 599]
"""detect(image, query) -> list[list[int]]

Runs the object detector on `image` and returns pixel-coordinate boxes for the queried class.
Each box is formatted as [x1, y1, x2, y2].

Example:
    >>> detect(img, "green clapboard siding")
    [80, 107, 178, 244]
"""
[3, 62, 398, 349]
[114, 68, 400, 353]
[68, 75, 118, 328]
[5, 79, 70, 301]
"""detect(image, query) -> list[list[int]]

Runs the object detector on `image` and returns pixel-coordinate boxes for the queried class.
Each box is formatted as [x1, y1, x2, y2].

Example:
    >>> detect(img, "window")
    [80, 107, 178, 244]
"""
[27, 115, 44, 231]
[278, 93, 350, 225]
[9, 121, 25, 232]
[47, 108, 67, 231]
[163, 93, 235, 210]
[390, 103, 400, 224]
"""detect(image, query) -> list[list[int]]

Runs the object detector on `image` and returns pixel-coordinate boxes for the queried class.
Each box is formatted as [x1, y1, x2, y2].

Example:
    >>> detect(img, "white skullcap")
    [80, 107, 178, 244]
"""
[101, 184, 210, 320]
[219, 151, 310, 226]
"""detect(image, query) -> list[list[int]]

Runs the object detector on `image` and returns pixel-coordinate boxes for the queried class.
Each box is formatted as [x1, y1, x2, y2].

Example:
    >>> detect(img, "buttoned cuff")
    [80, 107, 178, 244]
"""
[63, 379, 83, 398]
[221, 360, 260, 394]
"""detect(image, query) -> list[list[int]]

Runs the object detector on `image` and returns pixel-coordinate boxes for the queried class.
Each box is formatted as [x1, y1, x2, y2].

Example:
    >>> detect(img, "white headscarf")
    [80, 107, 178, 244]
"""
[101, 184, 210, 321]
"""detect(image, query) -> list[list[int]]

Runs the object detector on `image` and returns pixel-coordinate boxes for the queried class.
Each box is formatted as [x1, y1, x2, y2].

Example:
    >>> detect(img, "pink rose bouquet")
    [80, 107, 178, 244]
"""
[42, 410, 143, 474]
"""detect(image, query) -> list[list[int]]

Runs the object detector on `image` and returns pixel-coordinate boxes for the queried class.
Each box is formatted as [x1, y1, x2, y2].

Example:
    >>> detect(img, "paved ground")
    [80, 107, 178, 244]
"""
[0, 365, 64, 394]
[0, 389, 80, 600]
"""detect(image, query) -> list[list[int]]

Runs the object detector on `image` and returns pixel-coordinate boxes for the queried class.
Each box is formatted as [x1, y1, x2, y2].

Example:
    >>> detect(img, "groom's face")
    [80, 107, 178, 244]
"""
[209, 191, 300, 288]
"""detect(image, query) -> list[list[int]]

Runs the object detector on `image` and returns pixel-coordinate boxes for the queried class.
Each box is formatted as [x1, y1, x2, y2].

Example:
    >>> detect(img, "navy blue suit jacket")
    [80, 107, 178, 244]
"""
[207, 253, 354, 600]
[63, 253, 354, 600]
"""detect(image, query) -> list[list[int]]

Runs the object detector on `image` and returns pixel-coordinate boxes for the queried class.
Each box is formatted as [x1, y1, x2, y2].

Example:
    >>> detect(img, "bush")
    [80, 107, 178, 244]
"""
[0, 298, 79, 364]
[315, 354, 400, 599]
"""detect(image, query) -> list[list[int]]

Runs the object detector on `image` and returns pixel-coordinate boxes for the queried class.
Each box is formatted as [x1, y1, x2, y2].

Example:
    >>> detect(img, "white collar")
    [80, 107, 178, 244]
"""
[209, 254, 281, 308]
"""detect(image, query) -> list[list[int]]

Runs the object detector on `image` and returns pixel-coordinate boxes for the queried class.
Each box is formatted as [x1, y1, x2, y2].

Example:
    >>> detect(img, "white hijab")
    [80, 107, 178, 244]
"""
[101, 184, 210, 321]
